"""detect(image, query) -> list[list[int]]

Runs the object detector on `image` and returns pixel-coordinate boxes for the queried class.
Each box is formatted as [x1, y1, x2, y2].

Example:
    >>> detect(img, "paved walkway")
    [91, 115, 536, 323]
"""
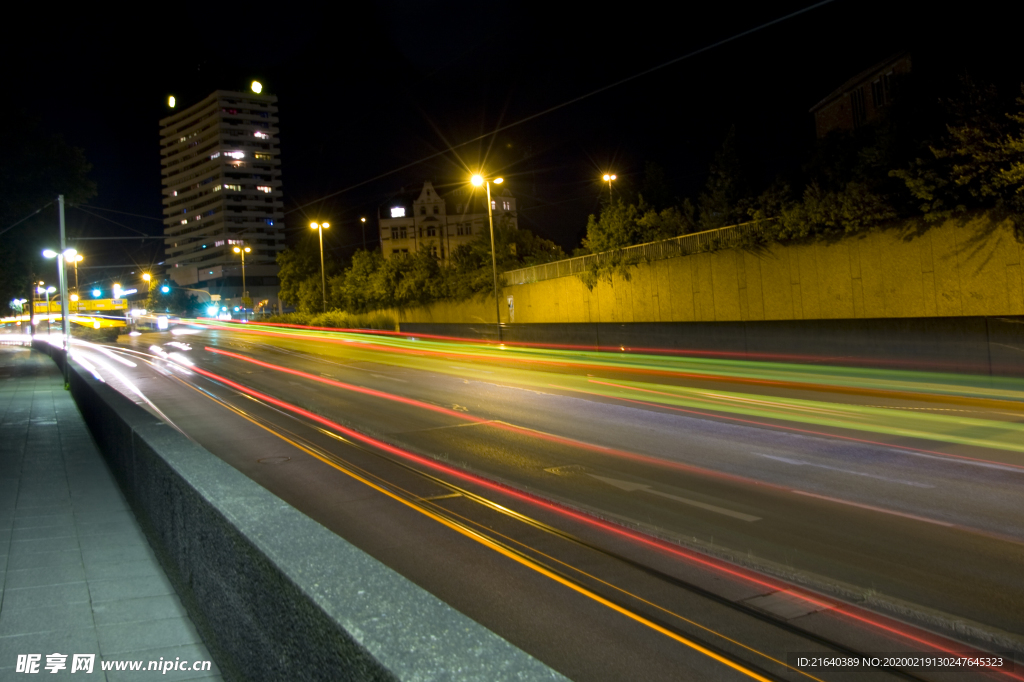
[0, 344, 221, 680]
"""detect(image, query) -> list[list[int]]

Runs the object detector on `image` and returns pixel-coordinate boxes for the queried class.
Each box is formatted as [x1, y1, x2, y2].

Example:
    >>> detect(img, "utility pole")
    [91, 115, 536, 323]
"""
[58, 195, 71, 387]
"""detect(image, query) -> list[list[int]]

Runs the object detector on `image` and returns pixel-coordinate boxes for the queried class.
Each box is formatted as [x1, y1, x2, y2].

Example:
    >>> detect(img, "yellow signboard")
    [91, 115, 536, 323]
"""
[33, 299, 128, 313]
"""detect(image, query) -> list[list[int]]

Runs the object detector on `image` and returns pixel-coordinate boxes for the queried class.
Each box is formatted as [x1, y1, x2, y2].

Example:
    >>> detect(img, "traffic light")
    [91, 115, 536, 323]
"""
[92, 289, 102, 298]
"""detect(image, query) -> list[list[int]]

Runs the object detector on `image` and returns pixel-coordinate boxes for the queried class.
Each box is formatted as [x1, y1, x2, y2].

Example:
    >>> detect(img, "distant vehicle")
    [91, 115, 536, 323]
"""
[133, 314, 179, 332]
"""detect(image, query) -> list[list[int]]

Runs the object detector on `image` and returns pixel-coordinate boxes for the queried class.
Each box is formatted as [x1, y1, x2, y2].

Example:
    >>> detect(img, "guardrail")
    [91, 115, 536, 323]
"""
[503, 219, 771, 286]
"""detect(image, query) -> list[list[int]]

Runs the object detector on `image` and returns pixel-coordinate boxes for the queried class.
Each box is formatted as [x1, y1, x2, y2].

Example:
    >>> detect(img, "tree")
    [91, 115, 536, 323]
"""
[889, 74, 1024, 231]
[0, 110, 96, 315]
[638, 161, 675, 210]
[144, 280, 202, 317]
[583, 198, 696, 254]
[698, 126, 748, 230]
[276, 232, 335, 312]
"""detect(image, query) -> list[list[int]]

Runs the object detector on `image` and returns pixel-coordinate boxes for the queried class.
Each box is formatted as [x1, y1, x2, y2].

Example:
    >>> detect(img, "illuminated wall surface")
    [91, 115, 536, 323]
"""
[386, 214, 1023, 325]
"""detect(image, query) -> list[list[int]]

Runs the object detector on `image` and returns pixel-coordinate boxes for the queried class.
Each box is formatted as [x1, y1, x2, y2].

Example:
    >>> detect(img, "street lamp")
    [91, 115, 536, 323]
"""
[36, 284, 56, 335]
[360, 217, 367, 250]
[233, 246, 252, 320]
[42, 247, 76, 350]
[470, 173, 504, 341]
[602, 173, 617, 203]
[310, 222, 329, 312]
[71, 254, 83, 314]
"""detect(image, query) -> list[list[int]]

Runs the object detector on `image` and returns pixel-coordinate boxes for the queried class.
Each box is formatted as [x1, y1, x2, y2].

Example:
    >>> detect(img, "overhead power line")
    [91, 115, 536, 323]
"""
[0, 201, 54, 237]
[285, 0, 837, 215]
[77, 205, 163, 221]
[72, 206, 153, 237]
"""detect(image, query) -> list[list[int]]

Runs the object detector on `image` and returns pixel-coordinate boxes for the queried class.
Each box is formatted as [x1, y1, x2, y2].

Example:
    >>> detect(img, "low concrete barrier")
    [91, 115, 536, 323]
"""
[400, 316, 1024, 377]
[34, 341, 563, 682]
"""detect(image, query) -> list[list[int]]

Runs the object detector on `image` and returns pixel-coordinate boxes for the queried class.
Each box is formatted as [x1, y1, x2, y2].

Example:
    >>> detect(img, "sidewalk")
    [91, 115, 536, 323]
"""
[0, 344, 221, 680]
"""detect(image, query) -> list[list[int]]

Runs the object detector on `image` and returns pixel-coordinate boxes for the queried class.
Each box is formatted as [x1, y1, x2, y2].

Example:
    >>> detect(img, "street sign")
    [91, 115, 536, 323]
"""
[33, 299, 127, 313]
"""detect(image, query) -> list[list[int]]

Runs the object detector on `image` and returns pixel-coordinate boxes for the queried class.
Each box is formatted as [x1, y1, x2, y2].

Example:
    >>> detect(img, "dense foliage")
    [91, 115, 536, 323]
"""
[278, 68, 1024, 311]
[0, 110, 95, 315]
[576, 72, 1024, 287]
[143, 280, 204, 317]
[277, 221, 564, 315]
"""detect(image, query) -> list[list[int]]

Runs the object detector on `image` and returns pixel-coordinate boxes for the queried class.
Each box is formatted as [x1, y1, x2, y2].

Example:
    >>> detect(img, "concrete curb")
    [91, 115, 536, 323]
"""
[34, 341, 564, 682]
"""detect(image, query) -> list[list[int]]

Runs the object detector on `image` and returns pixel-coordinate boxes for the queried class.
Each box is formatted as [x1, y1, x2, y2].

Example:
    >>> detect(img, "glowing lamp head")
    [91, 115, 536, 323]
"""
[92, 289, 101, 298]
[494, 177, 503, 184]
[321, 222, 329, 229]
[233, 246, 240, 253]
[360, 217, 366, 223]
[70, 294, 79, 302]
[74, 254, 83, 263]
[471, 174, 484, 187]
[43, 249, 57, 258]
[310, 222, 319, 229]
[142, 273, 151, 282]
[64, 248, 77, 258]
[161, 285, 170, 293]
[251, 80, 263, 94]
[168, 95, 176, 108]
[245, 246, 251, 252]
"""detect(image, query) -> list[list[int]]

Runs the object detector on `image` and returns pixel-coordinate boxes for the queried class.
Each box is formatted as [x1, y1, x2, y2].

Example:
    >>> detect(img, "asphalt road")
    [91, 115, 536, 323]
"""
[55, 324, 1024, 681]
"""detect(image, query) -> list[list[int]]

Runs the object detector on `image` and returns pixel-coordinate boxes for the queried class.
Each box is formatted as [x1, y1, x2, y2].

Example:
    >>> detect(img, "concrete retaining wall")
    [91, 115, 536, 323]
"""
[503, 214, 1024, 324]
[35, 341, 562, 682]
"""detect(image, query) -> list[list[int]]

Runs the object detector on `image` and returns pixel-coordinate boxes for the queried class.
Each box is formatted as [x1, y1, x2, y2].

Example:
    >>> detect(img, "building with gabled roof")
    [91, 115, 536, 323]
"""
[377, 181, 517, 261]
[810, 53, 911, 138]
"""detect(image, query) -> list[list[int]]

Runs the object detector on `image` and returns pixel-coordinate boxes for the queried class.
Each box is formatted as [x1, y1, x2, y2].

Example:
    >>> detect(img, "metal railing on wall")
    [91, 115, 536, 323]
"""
[503, 219, 771, 286]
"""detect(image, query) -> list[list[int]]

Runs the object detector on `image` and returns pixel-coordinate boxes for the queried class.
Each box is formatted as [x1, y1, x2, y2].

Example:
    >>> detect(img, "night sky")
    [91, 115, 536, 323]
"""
[5, 0, 1014, 288]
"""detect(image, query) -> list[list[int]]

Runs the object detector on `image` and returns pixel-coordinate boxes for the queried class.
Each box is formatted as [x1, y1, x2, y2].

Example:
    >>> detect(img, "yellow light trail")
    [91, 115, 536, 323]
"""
[167, 367, 783, 682]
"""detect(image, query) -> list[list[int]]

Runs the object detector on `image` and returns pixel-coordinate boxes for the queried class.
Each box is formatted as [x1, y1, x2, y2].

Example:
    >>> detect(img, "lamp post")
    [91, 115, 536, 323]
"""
[470, 173, 504, 341]
[310, 222, 329, 312]
[37, 285, 56, 335]
[233, 246, 252, 319]
[602, 173, 617, 203]
[72, 254, 83, 314]
[360, 217, 367, 251]
[30, 282, 41, 337]
[42, 247, 75, 353]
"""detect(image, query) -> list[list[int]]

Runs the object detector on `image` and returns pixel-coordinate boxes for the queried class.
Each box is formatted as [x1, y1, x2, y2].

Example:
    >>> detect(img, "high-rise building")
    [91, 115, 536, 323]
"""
[158, 90, 285, 311]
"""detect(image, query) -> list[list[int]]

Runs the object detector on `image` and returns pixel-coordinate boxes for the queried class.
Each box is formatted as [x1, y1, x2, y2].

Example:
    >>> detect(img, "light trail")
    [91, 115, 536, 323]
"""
[86, 338, 1024, 678]
[188, 319, 1024, 406]
[189, 324, 1024, 455]
[586, 379, 1024, 463]
[176, 362, 781, 681]
[182, 360, 1019, 673]
[203, 345, 1024, 546]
